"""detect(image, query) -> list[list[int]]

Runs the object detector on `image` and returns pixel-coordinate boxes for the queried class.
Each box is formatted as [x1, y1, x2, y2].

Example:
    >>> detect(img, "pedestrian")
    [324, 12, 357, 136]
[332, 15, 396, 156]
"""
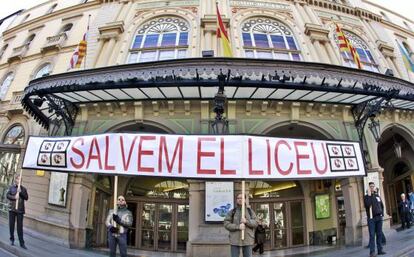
[364, 182, 386, 257]
[252, 218, 266, 254]
[105, 195, 133, 257]
[6, 174, 28, 249]
[224, 193, 258, 257]
[399, 193, 411, 230]
[408, 190, 414, 222]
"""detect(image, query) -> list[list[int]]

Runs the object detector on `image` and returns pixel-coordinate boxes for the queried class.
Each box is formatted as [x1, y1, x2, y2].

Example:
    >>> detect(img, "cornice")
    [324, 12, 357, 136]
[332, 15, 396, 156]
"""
[98, 21, 125, 39]
[304, 23, 330, 42]
[2, 1, 100, 38]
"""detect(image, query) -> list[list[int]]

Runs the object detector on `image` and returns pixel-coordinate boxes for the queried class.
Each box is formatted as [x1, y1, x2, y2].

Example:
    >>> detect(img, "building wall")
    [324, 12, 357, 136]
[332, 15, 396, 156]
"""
[0, 0, 413, 254]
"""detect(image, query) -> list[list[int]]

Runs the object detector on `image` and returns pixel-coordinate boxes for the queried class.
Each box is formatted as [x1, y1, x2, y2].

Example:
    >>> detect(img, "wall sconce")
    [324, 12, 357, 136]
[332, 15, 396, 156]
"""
[368, 116, 380, 142]
[393, 135, 402, 159]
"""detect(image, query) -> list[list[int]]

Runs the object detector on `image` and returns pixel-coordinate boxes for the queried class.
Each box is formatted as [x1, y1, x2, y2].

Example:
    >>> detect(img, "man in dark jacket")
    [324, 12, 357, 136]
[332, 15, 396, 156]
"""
[7, 174, 29, 249]
[105, 195, 133, 257]
[364, 182, 386, 257]
[399, 193, 411, 230]
[252, 218, 266, 254]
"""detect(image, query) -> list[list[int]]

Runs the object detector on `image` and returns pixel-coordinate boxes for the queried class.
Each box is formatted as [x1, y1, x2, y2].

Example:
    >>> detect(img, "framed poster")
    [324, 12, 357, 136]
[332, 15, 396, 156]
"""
[315, 194, 330, 219]
[205, 181, 233, 222]
[48, 172, 68, 207]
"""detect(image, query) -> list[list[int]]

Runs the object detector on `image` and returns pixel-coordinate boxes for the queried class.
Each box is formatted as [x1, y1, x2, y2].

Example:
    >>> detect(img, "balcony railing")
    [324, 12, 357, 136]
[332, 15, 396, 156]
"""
[41, 32, 68, 53]
[7, 44, 29, 63]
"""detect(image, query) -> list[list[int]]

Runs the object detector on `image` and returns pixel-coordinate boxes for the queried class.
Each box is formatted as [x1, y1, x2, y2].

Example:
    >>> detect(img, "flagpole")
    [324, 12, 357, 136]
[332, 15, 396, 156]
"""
[84, 14, 91, 70]
[15, 169, 23, 210]
[241, 180, 245, 241]
[113, 175, 118, 228]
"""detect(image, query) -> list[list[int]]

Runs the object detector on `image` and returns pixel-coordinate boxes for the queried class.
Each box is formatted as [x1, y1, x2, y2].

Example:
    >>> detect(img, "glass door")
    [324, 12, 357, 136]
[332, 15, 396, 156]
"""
[141, 203, 156, 249]
[273, 202, 287, 248]
[289, 201, 304, 246]
[254, 203, 271, 249]
[157, 204, 173, 250]
[177, 204, 189, 251]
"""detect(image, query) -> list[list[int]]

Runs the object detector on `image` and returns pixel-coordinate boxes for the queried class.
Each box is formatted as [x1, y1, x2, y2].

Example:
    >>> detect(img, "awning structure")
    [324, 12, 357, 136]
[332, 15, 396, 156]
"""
[21, 58, 414, 135]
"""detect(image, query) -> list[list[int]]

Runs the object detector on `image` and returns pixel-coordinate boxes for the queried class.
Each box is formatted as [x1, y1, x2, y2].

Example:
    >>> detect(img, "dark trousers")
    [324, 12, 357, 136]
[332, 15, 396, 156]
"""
[108, 232, 127, 257]
[231, 245, 252, 257]
[252, 243, 264, 254]
[368, 216, 383, 254]
[401, 212, 411, 229]
[9, 211, 24, 246]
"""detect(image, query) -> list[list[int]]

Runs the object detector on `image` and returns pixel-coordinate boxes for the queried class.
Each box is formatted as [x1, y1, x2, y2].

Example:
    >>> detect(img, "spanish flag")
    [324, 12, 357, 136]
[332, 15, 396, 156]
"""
[335, 24, 362, 69]
[69, 30, 88, 69]
[216, 3, 232, 57]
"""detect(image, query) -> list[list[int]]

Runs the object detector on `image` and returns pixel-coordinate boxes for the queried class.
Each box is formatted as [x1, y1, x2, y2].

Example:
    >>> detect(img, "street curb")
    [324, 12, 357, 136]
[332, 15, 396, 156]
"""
[0, 239, 33, 257]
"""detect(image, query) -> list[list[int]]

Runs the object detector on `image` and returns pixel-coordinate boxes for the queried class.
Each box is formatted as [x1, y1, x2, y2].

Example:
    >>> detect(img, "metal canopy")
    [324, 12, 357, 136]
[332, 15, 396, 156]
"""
[21, 58, 414, 135]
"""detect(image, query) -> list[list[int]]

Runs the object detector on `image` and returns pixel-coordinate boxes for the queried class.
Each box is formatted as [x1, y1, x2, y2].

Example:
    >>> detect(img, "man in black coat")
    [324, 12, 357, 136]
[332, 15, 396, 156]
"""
[7, 174, 29, 249]
[399, 193, 411, 230]
[364, 182, 386, 257]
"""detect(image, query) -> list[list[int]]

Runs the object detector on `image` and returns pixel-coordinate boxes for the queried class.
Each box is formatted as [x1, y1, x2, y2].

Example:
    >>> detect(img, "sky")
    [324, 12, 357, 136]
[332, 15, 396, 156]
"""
[0, 0, 413, 21]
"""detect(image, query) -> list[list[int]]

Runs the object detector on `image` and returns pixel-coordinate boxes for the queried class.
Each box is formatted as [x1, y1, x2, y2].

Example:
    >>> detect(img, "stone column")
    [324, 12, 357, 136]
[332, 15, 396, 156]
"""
[303, 4, 320, 24]
[92, 39, 104, 68]
[295, 2, 311, 24]
[340, 177, 363, 246]
[313, 40, 329, 63]
[385, 56, 401, 77]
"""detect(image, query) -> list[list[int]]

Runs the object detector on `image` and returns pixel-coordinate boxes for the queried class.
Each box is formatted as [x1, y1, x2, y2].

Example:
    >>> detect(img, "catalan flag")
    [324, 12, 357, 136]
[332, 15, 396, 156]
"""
[335, 24, 362, 69]
[216, 3, 232, 57]
[396, 40, 414, 73]
[69, 30, 88, 69]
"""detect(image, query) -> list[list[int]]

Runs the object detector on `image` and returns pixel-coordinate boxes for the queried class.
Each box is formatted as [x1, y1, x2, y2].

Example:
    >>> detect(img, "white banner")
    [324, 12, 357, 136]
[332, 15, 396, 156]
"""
[22, 134, 366, 179]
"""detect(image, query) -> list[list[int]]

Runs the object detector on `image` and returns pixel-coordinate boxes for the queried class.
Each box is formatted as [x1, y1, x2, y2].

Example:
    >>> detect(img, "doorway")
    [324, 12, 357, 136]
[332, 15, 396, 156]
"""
[127, 199, 189, 252]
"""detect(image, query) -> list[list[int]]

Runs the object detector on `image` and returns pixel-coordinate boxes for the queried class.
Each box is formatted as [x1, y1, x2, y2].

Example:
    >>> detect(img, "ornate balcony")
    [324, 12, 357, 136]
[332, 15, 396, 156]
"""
[7, 44, 29, 63]
[41, 32, 67, 53]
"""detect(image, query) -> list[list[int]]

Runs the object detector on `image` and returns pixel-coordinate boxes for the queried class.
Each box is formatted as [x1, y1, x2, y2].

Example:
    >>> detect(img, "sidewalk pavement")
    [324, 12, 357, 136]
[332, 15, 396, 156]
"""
[0, 217, 414, 257]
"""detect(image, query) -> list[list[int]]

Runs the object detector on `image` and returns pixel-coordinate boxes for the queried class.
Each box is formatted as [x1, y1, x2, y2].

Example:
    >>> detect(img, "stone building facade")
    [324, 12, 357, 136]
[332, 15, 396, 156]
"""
[0, 0, 414, 256]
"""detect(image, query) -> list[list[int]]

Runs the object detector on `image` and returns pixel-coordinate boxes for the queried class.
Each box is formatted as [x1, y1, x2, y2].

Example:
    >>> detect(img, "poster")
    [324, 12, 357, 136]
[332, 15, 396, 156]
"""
[315, 194, 330, 219]
[363, 172, 380, 195]
[48, 172, 68, 207]
[23, 134, 366, 179]
[205, 182, 233, 222]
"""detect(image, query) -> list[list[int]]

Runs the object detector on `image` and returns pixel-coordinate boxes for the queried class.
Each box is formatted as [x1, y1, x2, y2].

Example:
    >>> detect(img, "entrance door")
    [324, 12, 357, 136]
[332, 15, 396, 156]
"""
[134, 200, 189, 252]
[252, 200, 305, 250]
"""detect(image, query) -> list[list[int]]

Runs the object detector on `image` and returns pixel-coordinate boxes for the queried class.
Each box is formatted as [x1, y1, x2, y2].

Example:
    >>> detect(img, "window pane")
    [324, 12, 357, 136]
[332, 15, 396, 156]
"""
[128, 52, 138, 63]
[286, 36, 297, 50]
[143, 34, 159, 48]
[0, 73, 13, 100]
[242, 33, 252, 47]
[177, 49, 187, 59]
[291, 53, 301, 61]
[254, 34, 269, 48]
[34, 64, 51, 79]
[245, 50, 254, 58]
[356, 48, 369, 63]
[139, 51, 157, 62]
[161, 33, 177, 47]
[132, 35, 143, 49]
[178, 32, 188, 46]
[3, 125, 25, 145]
[257, 51, 272, 59]
[159, 50, 175, 60]
[271, 35, 286, 49]
[274, 52, 290, 60]
[366, 50, 375, 64]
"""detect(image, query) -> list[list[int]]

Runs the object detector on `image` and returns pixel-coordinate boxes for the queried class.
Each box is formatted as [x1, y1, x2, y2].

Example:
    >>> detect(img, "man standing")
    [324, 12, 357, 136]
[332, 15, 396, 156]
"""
[364, 182, 386, 257]
[105, 195, 133, 257]
[224, 193, 258, 257]
[7, 174, 28, 249]
[399, 193, 411, 230]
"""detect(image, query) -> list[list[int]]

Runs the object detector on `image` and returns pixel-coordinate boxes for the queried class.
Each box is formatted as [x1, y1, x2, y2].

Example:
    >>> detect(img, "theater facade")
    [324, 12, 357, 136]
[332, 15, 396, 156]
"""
[0, 0, 414, 256]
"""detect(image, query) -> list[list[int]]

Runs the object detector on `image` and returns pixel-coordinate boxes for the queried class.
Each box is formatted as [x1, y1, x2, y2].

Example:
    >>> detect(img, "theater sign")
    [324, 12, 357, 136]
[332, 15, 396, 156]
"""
[22, 133, 365, 179]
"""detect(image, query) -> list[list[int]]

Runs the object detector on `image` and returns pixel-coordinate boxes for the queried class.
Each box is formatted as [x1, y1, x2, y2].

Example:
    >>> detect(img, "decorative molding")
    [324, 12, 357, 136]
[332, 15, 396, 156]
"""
[376, 40, 395, 58]
[98, 21, 124, 40]
[304, 23, 330, 42]
[135, 0, 199, 9]
[230, 1, 291, 11]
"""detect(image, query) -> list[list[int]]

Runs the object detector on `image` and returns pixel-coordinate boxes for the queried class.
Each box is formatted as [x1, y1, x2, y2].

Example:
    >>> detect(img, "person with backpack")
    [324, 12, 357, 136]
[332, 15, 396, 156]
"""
[252, 218, 266, 254]
[224, 193, 258, 257]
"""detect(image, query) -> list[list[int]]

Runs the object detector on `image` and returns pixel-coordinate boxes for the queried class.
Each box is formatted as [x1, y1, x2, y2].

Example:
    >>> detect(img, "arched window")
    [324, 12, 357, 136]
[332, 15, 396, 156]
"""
[380, 11, 390, 22]
[128, 16, 189, 63]
[0, 44, 8, 58]
[25, 34, 36, 46]
[46, 4, 57, 14]
[2, 125, 25, 145]
[241, 17, 301, 61]
[334, 31, 379, 72]
[34, 64, 51, 79]
[0, 73, 13, 100]
[60, 23, 73, 34]
[402, 42, 414, 60]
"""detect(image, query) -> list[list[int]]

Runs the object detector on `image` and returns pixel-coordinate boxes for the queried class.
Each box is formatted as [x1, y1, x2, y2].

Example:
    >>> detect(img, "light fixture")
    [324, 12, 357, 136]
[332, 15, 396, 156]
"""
[48, 118, 61, 136]
[393, 135, 402, 159]
[33, 97, 44, 107]
[368, 116, 381, 142]
[211, 75, 229, 135]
